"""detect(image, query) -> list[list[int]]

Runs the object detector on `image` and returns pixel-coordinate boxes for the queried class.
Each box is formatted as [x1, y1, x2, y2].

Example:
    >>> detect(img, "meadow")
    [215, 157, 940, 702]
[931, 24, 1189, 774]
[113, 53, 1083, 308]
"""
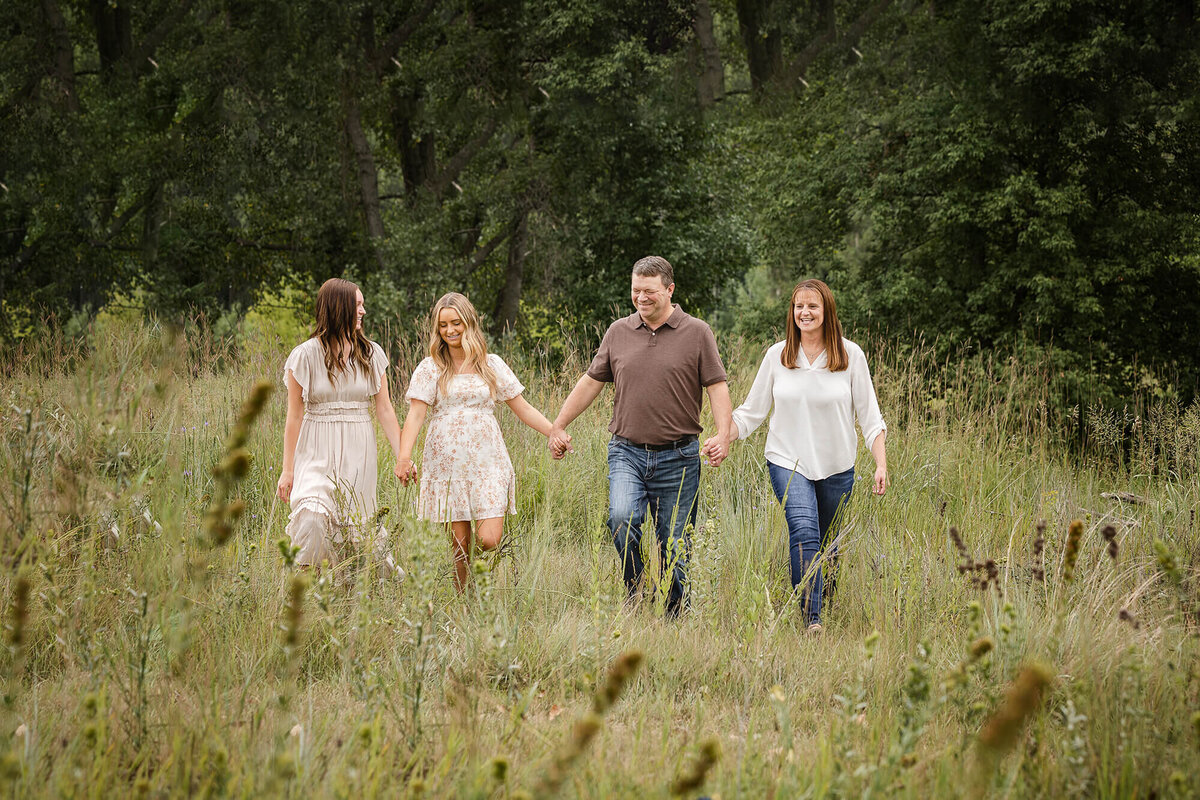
[1, 317, 1198, 798]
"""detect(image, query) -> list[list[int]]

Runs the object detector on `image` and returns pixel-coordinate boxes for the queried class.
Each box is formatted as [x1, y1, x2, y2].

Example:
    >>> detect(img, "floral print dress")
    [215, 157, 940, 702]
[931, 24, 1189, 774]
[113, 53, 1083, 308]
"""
[405, 354, 524, 522]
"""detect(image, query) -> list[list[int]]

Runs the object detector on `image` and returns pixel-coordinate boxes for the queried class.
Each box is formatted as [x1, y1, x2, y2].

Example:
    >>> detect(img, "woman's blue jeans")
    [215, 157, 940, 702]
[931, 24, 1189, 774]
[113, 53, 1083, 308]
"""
[767, 463, 855, 625]
[607, 437, 702, 618]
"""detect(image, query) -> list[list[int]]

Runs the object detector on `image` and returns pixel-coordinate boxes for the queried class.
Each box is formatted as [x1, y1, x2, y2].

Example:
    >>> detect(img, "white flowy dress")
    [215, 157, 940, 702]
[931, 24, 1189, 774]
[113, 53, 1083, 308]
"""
[284, 338, 390, 567]
[405, 354, 524, 523]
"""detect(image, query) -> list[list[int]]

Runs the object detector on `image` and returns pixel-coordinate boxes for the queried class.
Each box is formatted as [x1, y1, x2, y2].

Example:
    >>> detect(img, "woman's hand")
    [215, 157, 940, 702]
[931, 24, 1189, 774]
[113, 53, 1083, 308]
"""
[701, 435, 729, 467]
[276, 470, 293, 502]
[872, 465, 888, 496]
[396, 457, 417, 486]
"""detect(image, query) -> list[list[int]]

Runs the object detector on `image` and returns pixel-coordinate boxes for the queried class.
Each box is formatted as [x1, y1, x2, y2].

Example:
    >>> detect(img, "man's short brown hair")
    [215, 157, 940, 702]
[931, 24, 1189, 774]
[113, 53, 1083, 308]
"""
[632, 255, 674, 286]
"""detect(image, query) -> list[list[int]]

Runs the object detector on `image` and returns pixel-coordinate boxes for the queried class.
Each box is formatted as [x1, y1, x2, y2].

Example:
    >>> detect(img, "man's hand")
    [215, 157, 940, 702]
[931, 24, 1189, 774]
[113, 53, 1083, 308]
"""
[701, 434, 730, 467]
[549, 425, 573, 460]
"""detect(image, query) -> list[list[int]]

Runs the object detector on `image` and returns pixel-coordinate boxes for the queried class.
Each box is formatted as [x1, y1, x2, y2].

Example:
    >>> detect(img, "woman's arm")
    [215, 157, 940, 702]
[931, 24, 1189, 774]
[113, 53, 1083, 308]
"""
[870, 429, 888, 496]
[277, 373, 305, 501]
[374, 376, 403, 460]
[396, 399, 428, 485]
[849, 344, 888, 496]
[505, 394, 554, 437]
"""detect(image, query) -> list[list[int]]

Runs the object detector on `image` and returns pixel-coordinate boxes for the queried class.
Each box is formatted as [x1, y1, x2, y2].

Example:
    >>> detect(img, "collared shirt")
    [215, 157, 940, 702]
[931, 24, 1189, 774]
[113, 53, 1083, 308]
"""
[731, 339, 887, 480]
[587, 305, 727, 445]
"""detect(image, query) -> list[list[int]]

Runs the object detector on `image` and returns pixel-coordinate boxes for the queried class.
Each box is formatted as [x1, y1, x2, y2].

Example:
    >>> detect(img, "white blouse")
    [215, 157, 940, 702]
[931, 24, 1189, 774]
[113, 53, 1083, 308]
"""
[731, 339, 886, 480]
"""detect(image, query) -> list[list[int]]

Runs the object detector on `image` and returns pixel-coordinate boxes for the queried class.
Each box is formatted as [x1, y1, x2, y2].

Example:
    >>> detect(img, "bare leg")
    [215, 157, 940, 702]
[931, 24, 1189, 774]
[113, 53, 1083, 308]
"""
[450, 521, 472, 592]
[474, 517, 505, 552]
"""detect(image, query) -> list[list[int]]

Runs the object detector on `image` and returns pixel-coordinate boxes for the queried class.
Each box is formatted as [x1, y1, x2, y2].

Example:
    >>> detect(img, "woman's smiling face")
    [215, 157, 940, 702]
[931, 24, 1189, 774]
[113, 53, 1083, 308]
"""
[438, 306, 465, 349]
[793, 288, 824, 336]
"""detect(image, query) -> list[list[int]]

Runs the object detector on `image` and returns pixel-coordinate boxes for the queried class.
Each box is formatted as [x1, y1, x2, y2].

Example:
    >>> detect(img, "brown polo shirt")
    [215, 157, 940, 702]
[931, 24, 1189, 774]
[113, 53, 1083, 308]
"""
[586, 305, 727, 446]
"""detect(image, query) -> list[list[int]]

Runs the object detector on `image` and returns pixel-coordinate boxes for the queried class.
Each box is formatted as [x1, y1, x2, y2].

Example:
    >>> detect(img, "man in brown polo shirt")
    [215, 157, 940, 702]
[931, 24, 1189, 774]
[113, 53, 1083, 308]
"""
[549, 256, 733, 617]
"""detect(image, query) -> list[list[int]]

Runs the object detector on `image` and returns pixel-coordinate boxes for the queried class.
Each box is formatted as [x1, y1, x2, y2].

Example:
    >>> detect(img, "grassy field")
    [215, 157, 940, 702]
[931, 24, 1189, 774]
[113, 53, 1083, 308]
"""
[1, 318, 1198, 798]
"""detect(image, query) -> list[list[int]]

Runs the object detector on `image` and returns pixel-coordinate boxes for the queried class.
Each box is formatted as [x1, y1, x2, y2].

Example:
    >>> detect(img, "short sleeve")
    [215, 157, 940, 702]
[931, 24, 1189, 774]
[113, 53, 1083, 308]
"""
[586, 325, 617, 382]
[489, 354, 525, 402]
[405, 357, 439, 405]
[696, 322, 728, 386]
[368, 341, 389, 395]
[283, 340, 315, 403]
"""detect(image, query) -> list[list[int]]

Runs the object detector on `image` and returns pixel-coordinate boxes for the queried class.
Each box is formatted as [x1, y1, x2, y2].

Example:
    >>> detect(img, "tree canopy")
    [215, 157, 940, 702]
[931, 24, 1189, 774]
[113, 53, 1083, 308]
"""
[3, 0, 1198, 400]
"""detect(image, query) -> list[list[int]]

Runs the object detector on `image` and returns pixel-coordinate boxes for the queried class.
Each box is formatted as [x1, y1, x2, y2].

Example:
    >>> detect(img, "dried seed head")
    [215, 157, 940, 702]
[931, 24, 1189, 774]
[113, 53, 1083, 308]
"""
[670, 737, 722, 795]
[978, 663, 1054, 755]
[1063, 520, 1084, 583]
[594, 649, 644, 713]
[949, 527, 969, 559]
[1102, 525, 1118, 561]
[227, 500, 246, 520]
[282, 574, 308, 649]
[221, 449, 251, 479]
[969, 637, 995, 661]
[6, 576, 30, 648]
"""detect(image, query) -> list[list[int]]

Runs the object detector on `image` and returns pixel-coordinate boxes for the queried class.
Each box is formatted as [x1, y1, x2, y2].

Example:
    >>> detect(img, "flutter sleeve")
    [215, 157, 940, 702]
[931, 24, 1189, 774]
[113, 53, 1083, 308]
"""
[283, 341, 314, 403]
[489, 354, 525, 402]
[405, 357, 439, 406]
[368, 341, 390, 395]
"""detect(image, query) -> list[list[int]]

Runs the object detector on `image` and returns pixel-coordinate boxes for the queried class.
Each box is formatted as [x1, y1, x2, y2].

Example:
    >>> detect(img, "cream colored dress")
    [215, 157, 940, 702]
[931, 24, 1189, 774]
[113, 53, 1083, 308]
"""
[284, 338, 389, 566]
[405, 354, 524, 522]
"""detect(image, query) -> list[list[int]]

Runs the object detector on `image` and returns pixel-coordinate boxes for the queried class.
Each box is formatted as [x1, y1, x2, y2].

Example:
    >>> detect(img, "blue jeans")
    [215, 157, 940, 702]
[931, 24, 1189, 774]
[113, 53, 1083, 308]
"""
[767, 463, 855, 625]
[607, 437, 702, 617]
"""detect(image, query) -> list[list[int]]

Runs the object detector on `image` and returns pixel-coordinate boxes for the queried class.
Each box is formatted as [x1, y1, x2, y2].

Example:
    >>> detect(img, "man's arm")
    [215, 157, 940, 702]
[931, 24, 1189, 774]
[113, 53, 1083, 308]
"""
[549, 374, 606, 458]
[702, 380, 734, 466]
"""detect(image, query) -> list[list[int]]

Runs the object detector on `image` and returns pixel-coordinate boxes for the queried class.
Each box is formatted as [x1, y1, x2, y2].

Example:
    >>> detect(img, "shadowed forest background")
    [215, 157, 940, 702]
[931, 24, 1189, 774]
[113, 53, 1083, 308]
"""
[5, 0, 1200, 408]
[3, 3, 1200, 798]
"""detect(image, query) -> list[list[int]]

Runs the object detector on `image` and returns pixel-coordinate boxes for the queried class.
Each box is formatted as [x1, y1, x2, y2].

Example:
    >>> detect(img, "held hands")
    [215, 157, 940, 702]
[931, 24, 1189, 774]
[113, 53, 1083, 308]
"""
[701, 434, 730, 467]
[396, 457, 418, 486]
[548, 425, 573, 460]
[276, 471, 293, 502]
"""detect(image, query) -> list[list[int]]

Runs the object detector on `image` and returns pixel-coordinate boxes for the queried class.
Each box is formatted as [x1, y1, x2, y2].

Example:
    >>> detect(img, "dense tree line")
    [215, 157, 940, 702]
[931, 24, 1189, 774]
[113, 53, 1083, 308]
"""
[3, 0, 1198, 400]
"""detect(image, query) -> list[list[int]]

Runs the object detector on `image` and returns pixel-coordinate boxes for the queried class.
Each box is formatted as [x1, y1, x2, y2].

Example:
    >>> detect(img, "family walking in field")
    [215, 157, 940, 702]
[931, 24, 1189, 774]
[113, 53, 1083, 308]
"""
[276, 258, 888, 629]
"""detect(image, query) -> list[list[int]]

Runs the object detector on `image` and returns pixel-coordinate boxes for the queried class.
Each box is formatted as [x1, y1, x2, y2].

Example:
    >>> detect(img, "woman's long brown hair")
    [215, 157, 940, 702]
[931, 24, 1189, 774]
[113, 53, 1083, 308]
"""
[781, 278, 848, 372]
[312, 278, 373, 385]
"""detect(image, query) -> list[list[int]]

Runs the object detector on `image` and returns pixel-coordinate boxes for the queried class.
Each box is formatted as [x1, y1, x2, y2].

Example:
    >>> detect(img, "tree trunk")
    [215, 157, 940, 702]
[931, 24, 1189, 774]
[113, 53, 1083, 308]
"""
[42, 0, 79, 112]
[344, 94, 386, 240]
[735, 0, 782, 91]
[89, 0, 132, 77]
[392, 86, 437, 200]
[493, 211, 528, 336]
[694, 0, 724, 107]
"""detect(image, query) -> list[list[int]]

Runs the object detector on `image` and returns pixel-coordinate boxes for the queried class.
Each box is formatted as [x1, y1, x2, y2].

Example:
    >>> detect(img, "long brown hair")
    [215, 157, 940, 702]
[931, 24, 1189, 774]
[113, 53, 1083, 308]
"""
[427, 292, 500, 401]
[312, 278, 373, 385]
[781, 279, 848, 372]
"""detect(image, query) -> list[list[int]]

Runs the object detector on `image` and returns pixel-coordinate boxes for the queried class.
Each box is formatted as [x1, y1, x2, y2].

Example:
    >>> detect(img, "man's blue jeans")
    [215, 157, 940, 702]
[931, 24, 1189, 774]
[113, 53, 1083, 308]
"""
[607, 437, 702, 617]
[767, 463, 855, 626]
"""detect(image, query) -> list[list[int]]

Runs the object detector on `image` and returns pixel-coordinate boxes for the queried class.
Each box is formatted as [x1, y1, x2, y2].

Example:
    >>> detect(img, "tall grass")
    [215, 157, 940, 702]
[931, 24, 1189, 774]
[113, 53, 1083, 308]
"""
[0, 318, 1197, 797]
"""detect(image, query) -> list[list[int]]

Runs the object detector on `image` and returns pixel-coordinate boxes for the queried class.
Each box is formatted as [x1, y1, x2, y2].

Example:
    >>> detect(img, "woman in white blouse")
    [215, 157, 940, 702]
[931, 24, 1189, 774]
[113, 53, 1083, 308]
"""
[704, 279, 887, 631]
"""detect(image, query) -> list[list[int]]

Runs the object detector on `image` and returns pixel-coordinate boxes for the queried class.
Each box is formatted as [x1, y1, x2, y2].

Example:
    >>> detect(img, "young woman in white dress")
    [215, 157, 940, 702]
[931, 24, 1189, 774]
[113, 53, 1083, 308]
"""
[397, 292, 553, 591]
[277, 278, 403, 569]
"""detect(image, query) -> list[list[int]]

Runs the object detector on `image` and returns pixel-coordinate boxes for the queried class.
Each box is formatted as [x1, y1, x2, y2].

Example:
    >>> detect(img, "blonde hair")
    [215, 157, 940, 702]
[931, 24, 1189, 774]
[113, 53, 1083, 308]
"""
[427, 292, 500, 401]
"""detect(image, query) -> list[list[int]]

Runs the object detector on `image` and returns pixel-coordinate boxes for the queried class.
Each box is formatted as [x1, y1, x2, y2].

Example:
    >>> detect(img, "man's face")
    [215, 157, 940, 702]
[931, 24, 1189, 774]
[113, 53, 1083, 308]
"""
[631, 273, 674, 325]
